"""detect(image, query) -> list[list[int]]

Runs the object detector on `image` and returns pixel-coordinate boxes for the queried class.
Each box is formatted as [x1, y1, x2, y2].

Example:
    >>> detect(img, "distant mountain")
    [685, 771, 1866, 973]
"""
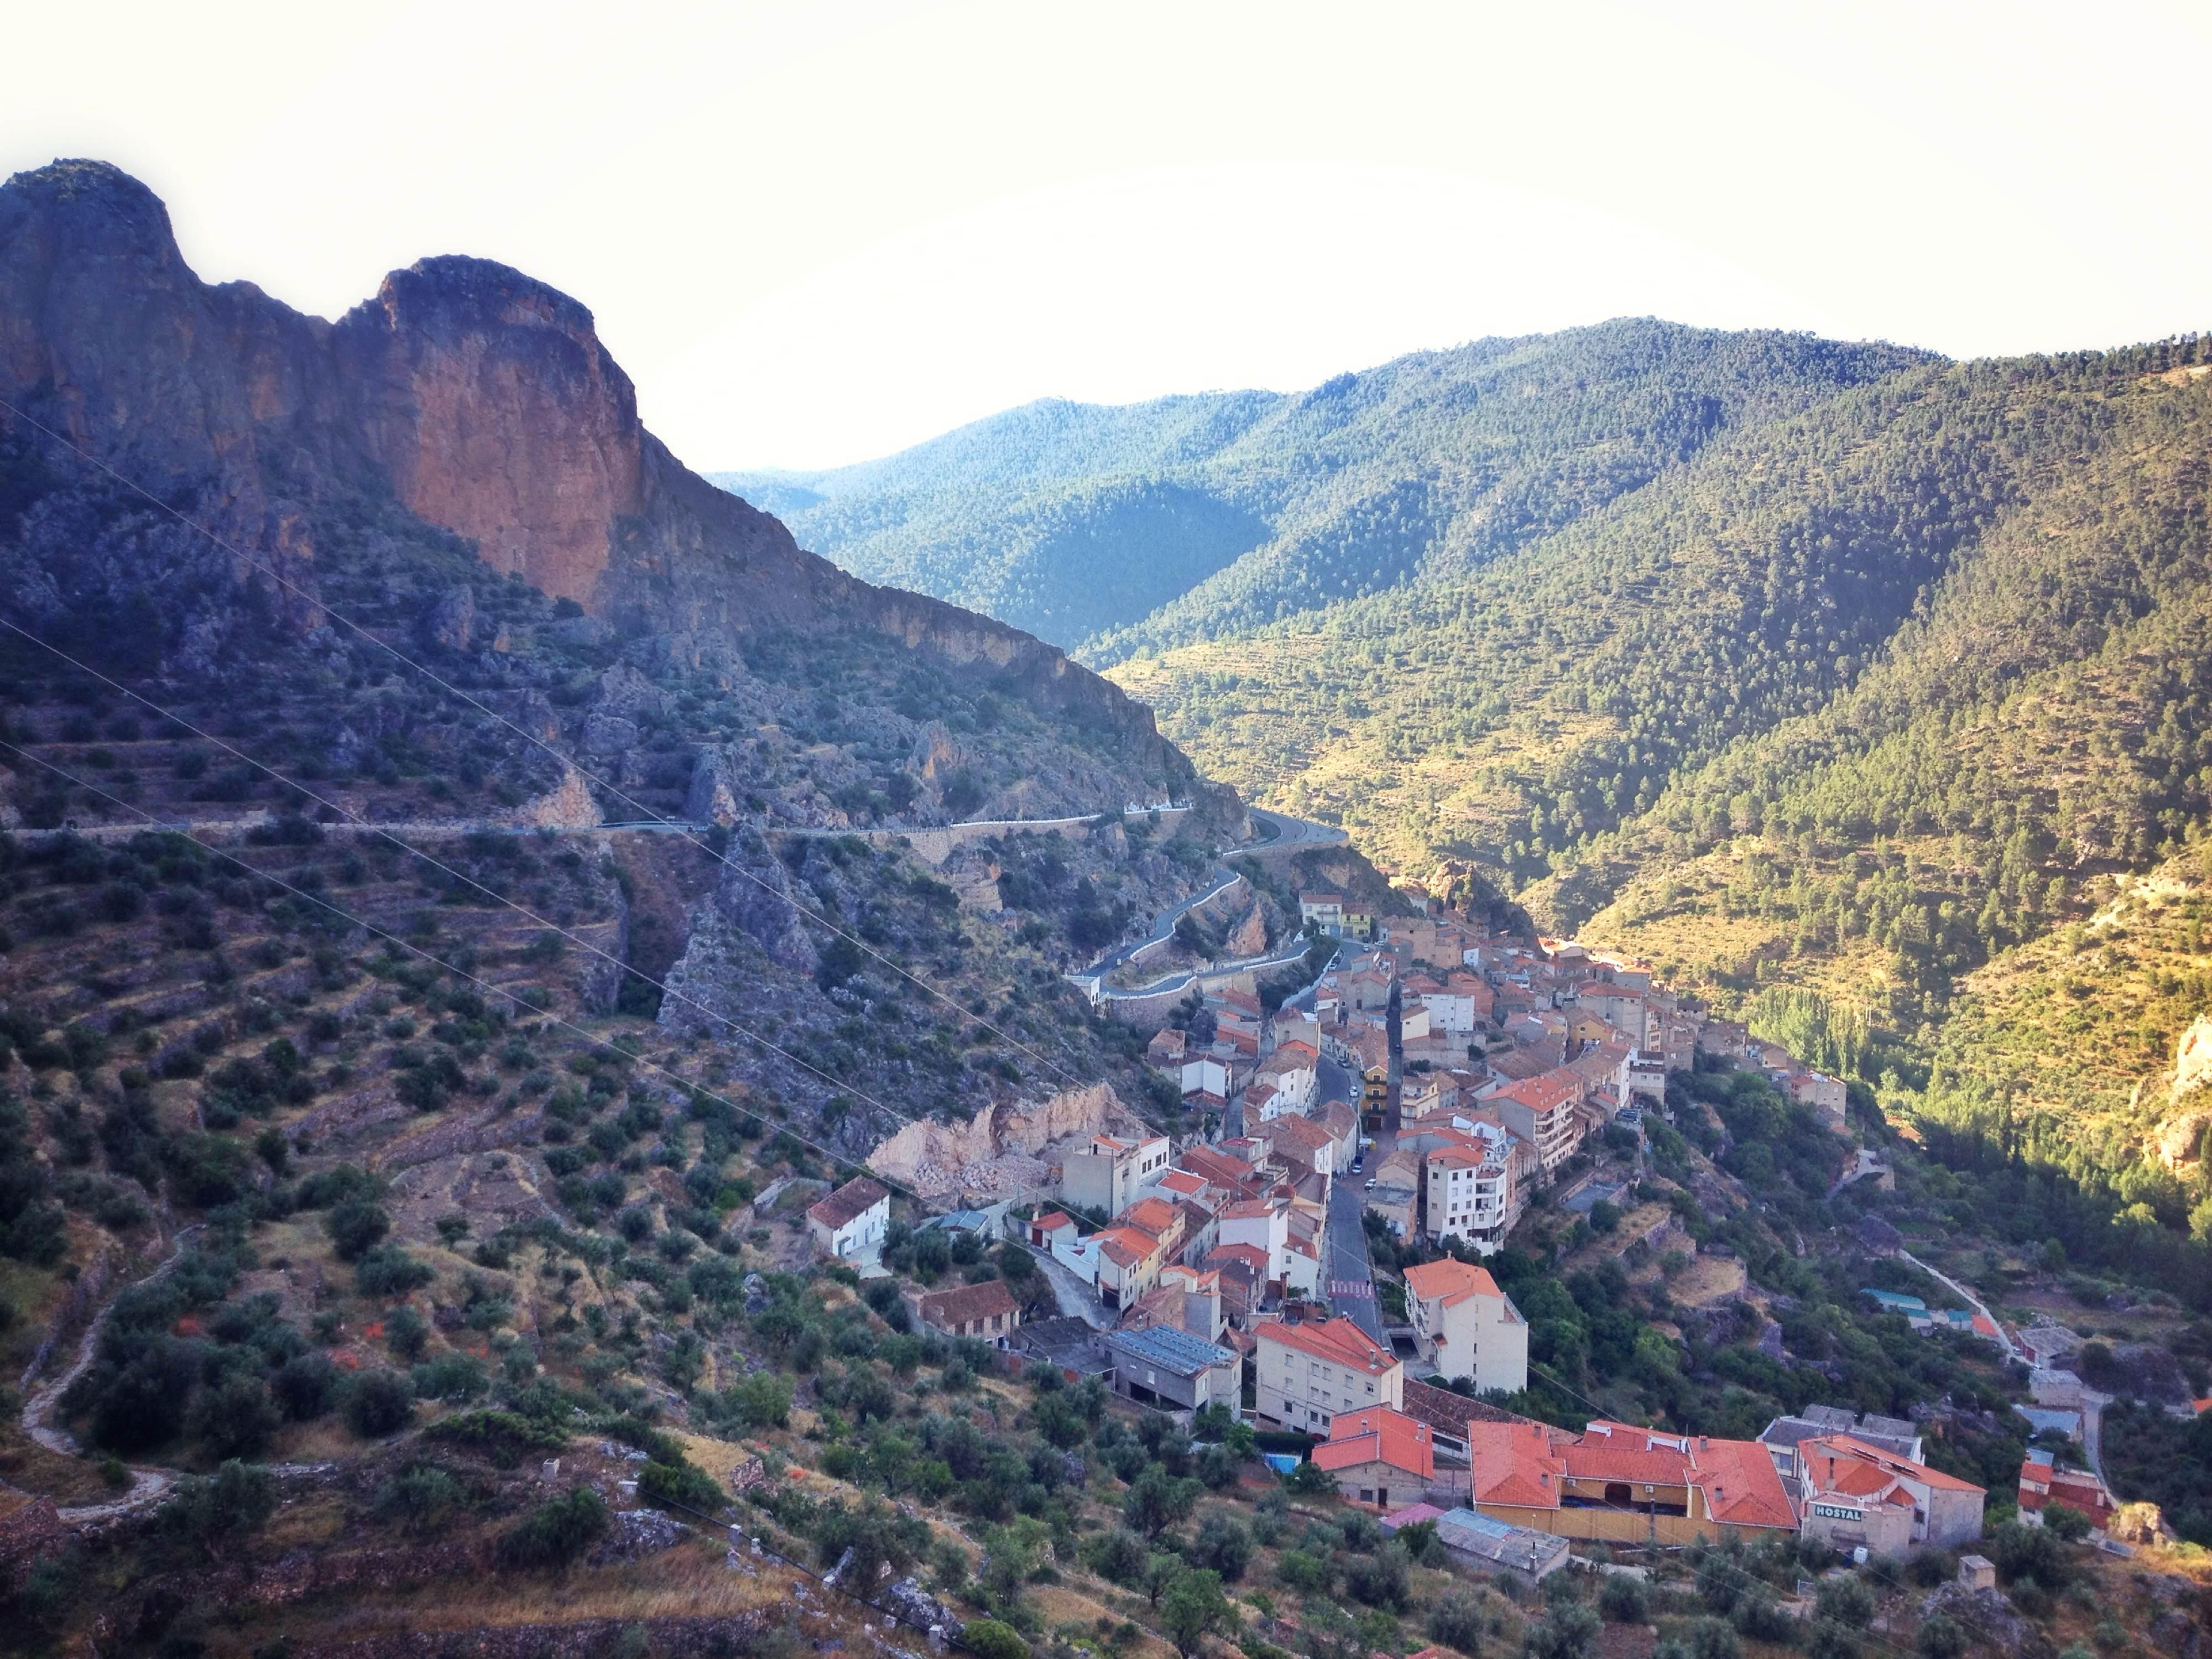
[713, 320, 1933, 655]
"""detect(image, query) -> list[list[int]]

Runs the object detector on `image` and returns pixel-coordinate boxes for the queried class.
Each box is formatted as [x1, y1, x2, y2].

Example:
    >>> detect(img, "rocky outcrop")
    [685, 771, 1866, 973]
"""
[0, 159, 1202, 795]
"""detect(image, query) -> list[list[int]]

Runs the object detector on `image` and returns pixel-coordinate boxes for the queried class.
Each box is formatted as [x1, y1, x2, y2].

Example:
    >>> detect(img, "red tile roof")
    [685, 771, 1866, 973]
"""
[807, 1176, 890, 1230]
[916, 1279, 1021, 1330]
[1496, 1071, 1580, 1114]
[1402, 1259, 1504, 1307]
[1030, 1210, 1074, 1234]
[1258, 1314, 1397, 1374]
[1314, 1407, 1435, 1480]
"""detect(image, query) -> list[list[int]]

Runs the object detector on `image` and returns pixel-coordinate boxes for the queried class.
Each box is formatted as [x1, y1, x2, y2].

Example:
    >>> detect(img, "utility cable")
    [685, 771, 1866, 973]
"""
[0, 617, 956, 1139]
[0, 395, 1095, 1089]
[0, 740, 928, 1207]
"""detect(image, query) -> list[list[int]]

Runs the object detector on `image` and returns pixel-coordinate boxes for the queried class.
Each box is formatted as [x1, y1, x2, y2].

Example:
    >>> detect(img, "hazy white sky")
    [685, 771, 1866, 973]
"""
[8, 1, 2210, 470]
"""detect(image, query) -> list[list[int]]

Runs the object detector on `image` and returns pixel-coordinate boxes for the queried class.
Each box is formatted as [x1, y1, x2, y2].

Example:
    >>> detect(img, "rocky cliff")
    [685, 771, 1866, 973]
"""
[0, 158, 1197, 786]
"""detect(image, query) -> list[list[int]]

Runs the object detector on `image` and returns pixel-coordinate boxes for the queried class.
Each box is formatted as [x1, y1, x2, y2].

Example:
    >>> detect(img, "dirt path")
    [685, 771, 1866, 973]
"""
[19, 1226, 202, 1521]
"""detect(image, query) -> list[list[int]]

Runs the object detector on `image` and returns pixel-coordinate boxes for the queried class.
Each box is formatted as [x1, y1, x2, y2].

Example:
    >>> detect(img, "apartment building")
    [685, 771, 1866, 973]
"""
[1401, 1258, 1528, 1395]
[1255, 1313, 1404, 1432]
[1063, 1133, 1171, 1216]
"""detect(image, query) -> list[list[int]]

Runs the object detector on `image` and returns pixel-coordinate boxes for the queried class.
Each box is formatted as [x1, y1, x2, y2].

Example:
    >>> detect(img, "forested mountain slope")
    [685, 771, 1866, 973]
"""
[717, 321, 1928, 654]
[1118, 337, 2212, 1211]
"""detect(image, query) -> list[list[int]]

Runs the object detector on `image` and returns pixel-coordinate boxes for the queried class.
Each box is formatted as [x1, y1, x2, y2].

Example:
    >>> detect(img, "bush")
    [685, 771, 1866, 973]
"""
[268, 1352, 337, 1422]
[1521, 1601, 1600, 1659]
[1190, 1513, 1253, 1583]
[1084, 1528, 1150, 1587]
[638, 1459, 725, 1515]
[1816, 1575, 1875, 1629]
[1427, 1589, 1487, 1654]
[426, 1408, 566, 1467]
[186, 1372, 281, 1461]
[961, 1620, 1030, 1659]
[410, 1353, 488, 1404]
[1343, 1544, 1409, 1610]
[1598, 1573, 1647, 1623]
[375, 1464, 465, 1535]
[384, 1305, 429, 1361]
[354, 1245, 434, 1297]
[326, 1201, 390, 1261]
[342, 1370, 415, 1439]
[161, 1459, 275, 1558]
[498, 1485, 609, 1569]
[1915, 1613, 1968, 1659]
[2042, 1502, 2093, 1542]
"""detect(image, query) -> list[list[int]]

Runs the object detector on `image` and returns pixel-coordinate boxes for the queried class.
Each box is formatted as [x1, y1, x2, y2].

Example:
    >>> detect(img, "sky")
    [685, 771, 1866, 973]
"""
[8, 1, 2211, 471]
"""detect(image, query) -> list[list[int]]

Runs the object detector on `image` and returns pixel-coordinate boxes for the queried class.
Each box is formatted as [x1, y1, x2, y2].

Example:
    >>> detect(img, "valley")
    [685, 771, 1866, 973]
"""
[3, 153, 2212, 1659]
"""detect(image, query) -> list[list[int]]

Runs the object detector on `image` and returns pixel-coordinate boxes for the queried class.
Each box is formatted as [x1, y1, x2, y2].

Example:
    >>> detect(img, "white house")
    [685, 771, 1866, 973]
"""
[1401, 1258, 1529, 1395]
[806, 1177, 891, 1261]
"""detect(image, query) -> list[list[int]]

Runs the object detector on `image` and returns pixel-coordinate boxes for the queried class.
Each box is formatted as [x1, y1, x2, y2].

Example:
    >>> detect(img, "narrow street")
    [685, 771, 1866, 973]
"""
[1314, 1052, 1387, 1343]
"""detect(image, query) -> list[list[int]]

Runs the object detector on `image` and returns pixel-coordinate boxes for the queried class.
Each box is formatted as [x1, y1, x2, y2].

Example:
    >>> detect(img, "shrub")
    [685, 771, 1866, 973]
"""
[161, 1459, 275, 1559]
[411, 1353, 489, 1404]
[498, 1485, 609, 1569]
[342, 1370, 415, 1438]
[638, 1459, 725, 1514]
[961, 1621, 1029, 1659]
[271, 1353, 338, 1422]
[1190, 1513, 1253, 1583]
[1599, 1573, 1648, 1622]
[1083, 1528, 1149, 1587]
[2042, 1502, 2093, 1542]
[1915, 1613, 1968, 1659]
[1816, 1575, 1875, 1629]
[354, 1245, 434, 1297]
[1521, 1602, 1600, 1659]
[1426, 1590, 1487, 1654]
[186, 1373, 281, 1461]
[384, 1305, 429, 1361]
[326, 1201, 390, 1261]
[375, 1464, 465, 1535]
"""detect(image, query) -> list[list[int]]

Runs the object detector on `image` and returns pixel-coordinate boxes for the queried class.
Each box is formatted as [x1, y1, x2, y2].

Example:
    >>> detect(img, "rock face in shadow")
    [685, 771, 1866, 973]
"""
[0, 158, 1200, 790]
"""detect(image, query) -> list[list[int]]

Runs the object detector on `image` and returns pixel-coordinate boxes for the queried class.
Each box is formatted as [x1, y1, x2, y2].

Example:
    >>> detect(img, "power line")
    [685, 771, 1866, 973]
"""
[0, 740, 927, 1208]
[0, 394, 1092, 1089]
[0, 615, 947, 1140]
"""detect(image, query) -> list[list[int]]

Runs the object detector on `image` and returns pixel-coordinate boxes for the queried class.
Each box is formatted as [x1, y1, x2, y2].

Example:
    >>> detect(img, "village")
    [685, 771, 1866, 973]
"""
[782, 885, 2154, 1587]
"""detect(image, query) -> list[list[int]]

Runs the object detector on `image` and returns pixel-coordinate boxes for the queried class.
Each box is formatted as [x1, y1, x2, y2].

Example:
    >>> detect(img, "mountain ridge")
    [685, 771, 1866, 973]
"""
[0, 158, 1194, 789]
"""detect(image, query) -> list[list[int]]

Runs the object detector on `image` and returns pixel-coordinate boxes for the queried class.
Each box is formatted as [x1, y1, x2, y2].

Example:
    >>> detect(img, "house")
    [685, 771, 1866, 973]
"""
[1402, 1258, 1528, 1395]
[1010, 1316, 1112, 1384]
[1256, 1041, 1321, 1114]
[1094, 1224, 1172, 1310]
[1796, 1434, 1986, 1555]
[1028, 1211, 1078, 1250]
[1491, 1072, 1583, 1177]
[1760, 1407, 1923, 1474]
[1432, 1506, 1571, 1584]
[1181, 1056, 1235, 1102]
[2018, 1455, 2117, 1532]
[1420, 1124, 1524, 1252]
[1788, 1070, 1850, 1134]
[1254, 1313, 1404, 1432]
[1101, 1323, 1241, 1416]
[1467, 1418, 1797, 1546]
[1697, 1019, 1749, 1061]
[1063, 1134, 1171, 1217]
[913, 1279, 1024, 1348]
[1363, 1150, 1421, 1240]
[1398, 1375, 1530, 1466]
[1318, 1099, 1361, 1170]
[1125, 1263, 1228, 1342]
[1202, 1244, 1269, 1324]
[1145, 1029, 1188, 1071]
[1300, 892, 1345, 935]
[1243, 1081, 1284, 1123]
[806, 1177, 891, 1261]
[1401, 1068, 1462, 1119]
[1270, 1112, 1337, 1182]
[1313, 1407, 1436, 1510]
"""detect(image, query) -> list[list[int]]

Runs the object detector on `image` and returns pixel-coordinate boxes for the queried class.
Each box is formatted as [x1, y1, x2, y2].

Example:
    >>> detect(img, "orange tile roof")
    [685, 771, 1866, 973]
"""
[1806, 1434, 1986, 1495]
[1496, 1071, 1580, 1114]
[1469, 1419, 1569, 1507]
[1258, 1314, 1397, 1374]
[1402, 1259, 1504, 1307]
[1220, 1198, 1278, 1222]
[1121, 1198, 1181, 1237]
[1095, 1227, 1161, 1270]
[1030, 1211, 1074, 1233]
[1313, 1408, 1435, 1480]
[1156, 1170, 1208, 1198]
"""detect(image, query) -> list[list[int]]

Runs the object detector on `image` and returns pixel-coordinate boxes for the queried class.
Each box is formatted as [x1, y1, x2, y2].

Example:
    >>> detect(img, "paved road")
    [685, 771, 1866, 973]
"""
[1312, 1053, 1386, 1344]
[1246, 807, 1349, 850]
